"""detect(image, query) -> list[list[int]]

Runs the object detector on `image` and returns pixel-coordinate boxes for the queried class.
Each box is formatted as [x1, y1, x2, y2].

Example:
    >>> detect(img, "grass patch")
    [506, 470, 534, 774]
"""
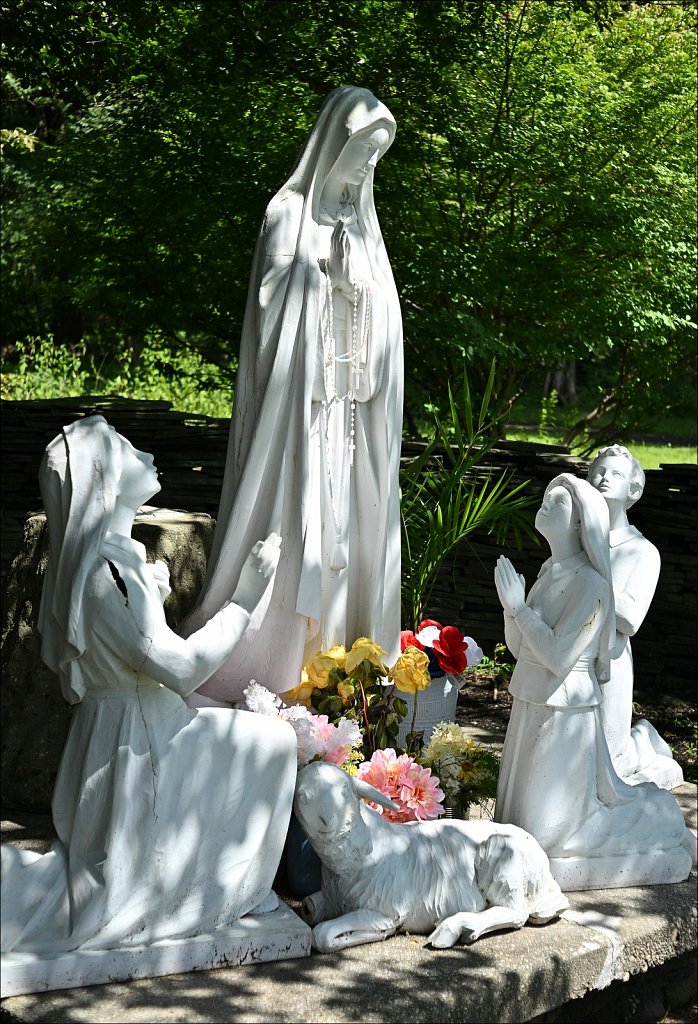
[1, 337, 236, 419]
[506, 429, 697, 470]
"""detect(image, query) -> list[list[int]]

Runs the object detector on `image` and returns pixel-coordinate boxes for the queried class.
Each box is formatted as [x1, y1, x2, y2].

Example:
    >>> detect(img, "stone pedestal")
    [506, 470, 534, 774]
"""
[1, 904, 311, 998]
[549, 848, 695, 892]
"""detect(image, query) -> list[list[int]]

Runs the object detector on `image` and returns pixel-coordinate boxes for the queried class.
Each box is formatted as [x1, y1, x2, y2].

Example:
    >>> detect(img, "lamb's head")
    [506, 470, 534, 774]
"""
[294, 762, 398, 863]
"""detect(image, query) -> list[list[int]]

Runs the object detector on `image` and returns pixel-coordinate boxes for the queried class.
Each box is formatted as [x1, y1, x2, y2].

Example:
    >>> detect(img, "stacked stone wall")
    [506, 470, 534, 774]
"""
[2, 398, 696, 700]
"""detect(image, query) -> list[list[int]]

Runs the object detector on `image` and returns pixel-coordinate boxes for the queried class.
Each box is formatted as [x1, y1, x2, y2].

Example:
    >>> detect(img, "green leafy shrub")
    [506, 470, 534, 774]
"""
[1, 336, 235, 418]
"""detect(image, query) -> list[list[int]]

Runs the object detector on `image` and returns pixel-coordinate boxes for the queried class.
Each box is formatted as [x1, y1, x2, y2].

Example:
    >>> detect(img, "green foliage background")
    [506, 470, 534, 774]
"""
[2, 0, 696, 443]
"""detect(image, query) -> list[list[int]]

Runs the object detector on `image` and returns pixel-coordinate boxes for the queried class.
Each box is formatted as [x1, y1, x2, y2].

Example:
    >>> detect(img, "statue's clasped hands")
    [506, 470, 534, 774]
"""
[231, 532, 282, 614]
[494, 555, 526, 617]
[327, 219, 356, 297]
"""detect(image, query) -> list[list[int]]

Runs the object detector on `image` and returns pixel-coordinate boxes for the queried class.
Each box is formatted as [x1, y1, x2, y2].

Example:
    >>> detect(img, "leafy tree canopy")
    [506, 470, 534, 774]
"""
[2, 0, 695, 444]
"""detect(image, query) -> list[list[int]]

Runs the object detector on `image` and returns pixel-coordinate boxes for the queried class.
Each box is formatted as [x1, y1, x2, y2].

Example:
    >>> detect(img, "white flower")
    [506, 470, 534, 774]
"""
[243, 681, 282, 717]
[287, 715, 315, 766]
[334, 718, 362, 749]
[464, 637, 484, 666]
[415, 625, 441, 647]
[428, 752, 461, 801]
[278, 705, 323, 766]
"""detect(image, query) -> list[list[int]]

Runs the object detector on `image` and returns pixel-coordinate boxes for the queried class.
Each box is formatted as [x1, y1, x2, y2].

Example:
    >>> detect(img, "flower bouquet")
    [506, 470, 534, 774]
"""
[419, 722, 500, 818]
[244, 681, 366, 896]
[401, 619, 483, 679]
[283, 637, 431, 757]
[397, 620, 483, 751]
[244, 681, 363, 770]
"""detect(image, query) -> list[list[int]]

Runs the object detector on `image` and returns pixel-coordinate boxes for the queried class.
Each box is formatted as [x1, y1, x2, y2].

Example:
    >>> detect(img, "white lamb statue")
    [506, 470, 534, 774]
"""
[294, 762, 569, 952]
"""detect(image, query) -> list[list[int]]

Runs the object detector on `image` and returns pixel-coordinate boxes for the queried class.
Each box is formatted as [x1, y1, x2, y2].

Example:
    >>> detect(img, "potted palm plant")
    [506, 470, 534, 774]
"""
[399, 359, 537, 747]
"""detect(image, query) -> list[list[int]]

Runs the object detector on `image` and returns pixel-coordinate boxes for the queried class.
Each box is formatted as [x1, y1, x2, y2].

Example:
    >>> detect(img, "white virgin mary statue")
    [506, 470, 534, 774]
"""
[181, 86, 404, 703]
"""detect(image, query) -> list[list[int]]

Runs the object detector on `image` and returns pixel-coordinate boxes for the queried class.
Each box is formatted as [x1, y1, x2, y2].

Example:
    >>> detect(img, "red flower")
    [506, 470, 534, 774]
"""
[400, 630, 424, 652]
[432, 625, 468, 674]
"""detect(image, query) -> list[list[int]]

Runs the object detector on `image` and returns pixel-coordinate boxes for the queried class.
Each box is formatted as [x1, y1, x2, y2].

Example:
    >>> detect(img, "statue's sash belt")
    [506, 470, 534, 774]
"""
[509, 655, 603, 708]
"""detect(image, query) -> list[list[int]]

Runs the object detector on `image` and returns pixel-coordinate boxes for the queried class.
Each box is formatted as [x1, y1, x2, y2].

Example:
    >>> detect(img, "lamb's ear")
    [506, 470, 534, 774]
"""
[354, 778, 400, 812]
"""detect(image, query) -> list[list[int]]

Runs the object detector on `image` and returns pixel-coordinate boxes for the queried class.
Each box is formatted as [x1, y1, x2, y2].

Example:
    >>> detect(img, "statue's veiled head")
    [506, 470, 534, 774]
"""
[278, 86, 396, 217]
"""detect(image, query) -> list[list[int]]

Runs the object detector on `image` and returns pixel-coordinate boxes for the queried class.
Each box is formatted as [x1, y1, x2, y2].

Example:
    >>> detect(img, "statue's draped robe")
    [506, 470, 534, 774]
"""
[181, 87, 403, 702]
[603, 526, 681, 784]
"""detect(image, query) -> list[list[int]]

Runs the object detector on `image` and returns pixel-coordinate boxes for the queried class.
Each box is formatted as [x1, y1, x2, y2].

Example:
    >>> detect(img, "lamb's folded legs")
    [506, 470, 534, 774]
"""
[312, 910, 399, 952]
[301, 890, 332, 925]
[429, 906, 529, 948]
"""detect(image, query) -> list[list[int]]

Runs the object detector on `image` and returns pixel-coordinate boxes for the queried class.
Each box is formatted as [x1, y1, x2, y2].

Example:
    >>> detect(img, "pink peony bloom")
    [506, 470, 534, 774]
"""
[398, 764, 445, 821]
[356, 748, 444, 823]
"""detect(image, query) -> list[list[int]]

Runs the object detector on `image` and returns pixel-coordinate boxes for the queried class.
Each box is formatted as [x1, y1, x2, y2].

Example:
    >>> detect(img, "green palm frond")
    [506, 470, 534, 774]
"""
[400, 359, 537, 627]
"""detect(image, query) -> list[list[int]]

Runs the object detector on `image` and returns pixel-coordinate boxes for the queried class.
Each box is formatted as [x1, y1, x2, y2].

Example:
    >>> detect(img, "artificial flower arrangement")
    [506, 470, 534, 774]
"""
[282, 636, 431, 757]
[397, 619, 484, 751]
[356, 747, 445, 823]
[400, 619, 484, 678]
[419, 722, 500, 818]
[246, 628, 493, 826]
[244, 682, 445, 824]
[243, 681, 364, 769]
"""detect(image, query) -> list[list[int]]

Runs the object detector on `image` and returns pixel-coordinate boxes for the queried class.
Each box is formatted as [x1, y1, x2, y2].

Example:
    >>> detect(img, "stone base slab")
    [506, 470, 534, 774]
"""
[0, 905, 311, 998]
[550, 848, 693, 891]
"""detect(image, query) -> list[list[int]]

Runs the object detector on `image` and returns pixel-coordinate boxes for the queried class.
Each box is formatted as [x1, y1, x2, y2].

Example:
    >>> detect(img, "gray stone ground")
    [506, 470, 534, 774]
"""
[2, 782, 695, 1023]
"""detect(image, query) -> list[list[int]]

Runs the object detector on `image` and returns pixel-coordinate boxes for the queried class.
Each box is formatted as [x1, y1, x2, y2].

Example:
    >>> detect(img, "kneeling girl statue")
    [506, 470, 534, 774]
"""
[493, 473, 695, 890]
[1, 415, 296, 956]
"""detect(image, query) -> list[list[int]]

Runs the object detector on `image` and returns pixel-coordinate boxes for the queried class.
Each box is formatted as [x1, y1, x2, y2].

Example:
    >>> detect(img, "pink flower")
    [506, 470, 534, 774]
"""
[400, 630, 424, 652]
[356, 748, 444, 823]
[398, 764, 445, 821]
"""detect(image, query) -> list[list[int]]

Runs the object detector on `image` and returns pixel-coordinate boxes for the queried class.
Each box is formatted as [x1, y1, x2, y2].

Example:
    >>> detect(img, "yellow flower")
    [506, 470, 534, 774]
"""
[282, 671, 314, 706]
[337, 681, 356, 706]
[388, 647, 430, 694]
[326, 645, 347, 671]
[345, 637, 388, 675]
[304, 651, 338, 689]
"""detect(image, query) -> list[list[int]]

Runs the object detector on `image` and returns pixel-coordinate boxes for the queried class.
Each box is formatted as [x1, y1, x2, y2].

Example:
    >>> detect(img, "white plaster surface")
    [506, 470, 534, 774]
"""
[0, 905, 311, 998]
[293, 761, 569, 952]
[587, 445, 684, 789]
[550, 849, 693, 891]
[1, 418, 303, 990]
[493, 474, 694, 890]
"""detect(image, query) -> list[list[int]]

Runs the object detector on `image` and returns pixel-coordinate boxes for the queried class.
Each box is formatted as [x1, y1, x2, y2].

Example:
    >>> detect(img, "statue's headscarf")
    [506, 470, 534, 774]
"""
[546, 473, 616, 683]
[37, 415, 122, 703]
[271, 85, 397, 266]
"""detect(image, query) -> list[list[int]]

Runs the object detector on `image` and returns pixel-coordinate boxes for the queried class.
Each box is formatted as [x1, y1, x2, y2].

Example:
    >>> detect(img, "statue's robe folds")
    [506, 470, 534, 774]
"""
[494, 551, 693, 889]
[181, 87, 404, 702]
[1, 537, 296, 953]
